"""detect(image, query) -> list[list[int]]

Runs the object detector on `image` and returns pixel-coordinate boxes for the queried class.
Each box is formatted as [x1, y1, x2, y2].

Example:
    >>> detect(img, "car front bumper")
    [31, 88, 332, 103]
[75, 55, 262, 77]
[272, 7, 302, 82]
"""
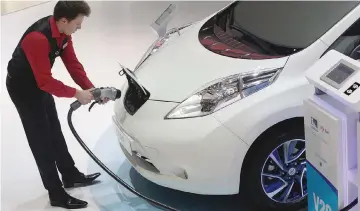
[112, 99, 249, 195]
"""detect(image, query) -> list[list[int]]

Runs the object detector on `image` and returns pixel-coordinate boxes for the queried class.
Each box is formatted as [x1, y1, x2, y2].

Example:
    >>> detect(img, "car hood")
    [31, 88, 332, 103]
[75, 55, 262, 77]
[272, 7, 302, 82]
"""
[127, 22, 289, 102]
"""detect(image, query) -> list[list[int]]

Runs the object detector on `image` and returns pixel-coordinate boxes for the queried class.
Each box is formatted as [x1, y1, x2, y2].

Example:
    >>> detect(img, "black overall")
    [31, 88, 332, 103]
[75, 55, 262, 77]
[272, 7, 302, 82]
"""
[6, 15, 79, 194]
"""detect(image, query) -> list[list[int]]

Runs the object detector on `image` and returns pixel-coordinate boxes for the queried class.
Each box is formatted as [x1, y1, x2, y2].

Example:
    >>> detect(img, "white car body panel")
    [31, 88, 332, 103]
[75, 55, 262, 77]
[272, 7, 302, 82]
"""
[113, 100, 248, 194]
[212, 76, 314, 145]
[113, 1, 360, 196]
[217, 39, 328, 145]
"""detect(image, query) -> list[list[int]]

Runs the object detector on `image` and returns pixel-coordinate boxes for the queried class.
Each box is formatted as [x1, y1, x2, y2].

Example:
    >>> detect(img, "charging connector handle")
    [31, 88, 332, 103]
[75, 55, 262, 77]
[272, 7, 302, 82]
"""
[70, 87, 121, 111]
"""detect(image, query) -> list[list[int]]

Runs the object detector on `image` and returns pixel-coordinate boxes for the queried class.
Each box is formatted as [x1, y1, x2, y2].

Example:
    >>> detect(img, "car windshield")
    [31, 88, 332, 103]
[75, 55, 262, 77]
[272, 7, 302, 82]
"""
[227, 1, 359, 49]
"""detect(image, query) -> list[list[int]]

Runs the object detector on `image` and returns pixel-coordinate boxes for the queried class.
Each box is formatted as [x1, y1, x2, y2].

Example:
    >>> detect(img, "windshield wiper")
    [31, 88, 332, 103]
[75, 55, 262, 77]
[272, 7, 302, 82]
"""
[229, 25, 278, 55]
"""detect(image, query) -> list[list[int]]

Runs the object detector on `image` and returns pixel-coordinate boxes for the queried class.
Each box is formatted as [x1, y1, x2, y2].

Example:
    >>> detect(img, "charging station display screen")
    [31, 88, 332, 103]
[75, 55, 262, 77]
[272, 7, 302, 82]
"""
[326, 63, 355, 85]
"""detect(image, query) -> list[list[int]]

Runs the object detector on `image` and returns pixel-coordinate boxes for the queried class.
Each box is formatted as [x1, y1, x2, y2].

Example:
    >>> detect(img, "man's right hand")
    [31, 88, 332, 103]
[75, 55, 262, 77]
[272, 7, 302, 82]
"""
[75, 89, 94, 105]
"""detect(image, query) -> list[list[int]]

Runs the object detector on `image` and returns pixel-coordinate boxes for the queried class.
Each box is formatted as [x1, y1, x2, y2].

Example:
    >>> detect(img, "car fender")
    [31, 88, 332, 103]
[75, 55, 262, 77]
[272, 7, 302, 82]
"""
[212, 77, 313, 146]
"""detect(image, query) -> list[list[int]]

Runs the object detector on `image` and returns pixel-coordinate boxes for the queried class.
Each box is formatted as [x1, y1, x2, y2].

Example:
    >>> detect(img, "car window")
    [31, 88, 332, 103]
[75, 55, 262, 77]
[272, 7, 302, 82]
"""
[230, 1, 359, 49]
[321, 18, 360, 58]
[343, 18, 360, 36]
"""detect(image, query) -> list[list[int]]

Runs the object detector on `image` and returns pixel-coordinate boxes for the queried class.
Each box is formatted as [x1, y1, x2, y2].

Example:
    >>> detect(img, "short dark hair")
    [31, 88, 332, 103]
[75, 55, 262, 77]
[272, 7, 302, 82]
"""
[53, 0, 91, 21]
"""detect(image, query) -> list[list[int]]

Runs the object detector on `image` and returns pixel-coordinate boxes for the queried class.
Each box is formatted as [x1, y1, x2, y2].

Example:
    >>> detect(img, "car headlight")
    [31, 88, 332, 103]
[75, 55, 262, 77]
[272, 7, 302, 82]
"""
[134, 22, 196, 70]
[165, 68, 282, 119]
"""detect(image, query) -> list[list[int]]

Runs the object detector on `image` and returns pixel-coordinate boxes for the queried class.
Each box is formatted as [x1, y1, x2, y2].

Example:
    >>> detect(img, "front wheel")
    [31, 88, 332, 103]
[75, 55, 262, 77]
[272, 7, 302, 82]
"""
[241, 127, 307, 211]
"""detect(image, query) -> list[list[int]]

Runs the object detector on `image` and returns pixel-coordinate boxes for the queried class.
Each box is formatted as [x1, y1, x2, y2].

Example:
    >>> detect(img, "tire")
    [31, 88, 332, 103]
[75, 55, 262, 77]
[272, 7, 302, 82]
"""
[240, 125, 307, 211]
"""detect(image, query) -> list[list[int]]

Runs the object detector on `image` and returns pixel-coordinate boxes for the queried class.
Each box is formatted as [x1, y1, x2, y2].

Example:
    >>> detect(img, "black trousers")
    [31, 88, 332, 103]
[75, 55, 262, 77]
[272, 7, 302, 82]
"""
[6, 74, 79, 193]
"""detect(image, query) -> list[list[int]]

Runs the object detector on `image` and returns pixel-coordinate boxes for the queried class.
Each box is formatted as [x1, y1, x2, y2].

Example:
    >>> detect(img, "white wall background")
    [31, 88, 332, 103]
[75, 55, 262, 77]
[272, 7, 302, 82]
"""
[1, 1, 49, 15]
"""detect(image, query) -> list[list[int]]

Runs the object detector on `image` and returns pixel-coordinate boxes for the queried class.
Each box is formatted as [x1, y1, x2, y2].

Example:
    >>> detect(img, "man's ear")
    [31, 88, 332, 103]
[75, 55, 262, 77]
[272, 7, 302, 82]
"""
[59, 17, 68, 24]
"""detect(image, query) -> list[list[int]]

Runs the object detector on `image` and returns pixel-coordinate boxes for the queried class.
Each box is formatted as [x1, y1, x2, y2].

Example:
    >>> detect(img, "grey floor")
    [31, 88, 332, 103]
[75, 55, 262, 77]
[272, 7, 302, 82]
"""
[1, 1, 307, 211]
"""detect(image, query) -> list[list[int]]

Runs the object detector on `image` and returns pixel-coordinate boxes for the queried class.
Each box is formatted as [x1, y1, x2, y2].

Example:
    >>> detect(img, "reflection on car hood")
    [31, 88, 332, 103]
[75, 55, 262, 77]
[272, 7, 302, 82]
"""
[129, 22, 289, 102]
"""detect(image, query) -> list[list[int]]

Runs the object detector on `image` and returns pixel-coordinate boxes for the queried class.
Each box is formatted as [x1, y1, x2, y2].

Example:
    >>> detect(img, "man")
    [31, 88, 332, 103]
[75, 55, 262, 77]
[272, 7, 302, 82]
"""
[6, 0, 106, 209]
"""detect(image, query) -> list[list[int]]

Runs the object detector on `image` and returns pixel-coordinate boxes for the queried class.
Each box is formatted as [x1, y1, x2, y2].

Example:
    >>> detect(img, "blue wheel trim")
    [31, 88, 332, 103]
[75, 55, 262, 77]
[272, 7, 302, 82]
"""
[261, 139, 307, 204]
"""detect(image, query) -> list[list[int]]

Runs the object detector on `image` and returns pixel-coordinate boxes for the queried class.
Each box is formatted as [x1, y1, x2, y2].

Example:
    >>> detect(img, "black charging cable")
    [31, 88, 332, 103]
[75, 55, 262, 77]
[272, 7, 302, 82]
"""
[340, 198, 358, 211]
[67, 103, 179, 211]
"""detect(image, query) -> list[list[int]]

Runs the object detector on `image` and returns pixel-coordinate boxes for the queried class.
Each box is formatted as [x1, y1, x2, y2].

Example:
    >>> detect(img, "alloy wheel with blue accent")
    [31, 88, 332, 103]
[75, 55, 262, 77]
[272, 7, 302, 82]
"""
[261, 139, 307, 204]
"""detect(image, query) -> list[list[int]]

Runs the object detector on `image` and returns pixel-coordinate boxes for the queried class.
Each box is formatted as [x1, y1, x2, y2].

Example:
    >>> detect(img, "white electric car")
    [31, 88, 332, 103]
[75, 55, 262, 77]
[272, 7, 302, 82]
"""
[112, 1, 360, 210]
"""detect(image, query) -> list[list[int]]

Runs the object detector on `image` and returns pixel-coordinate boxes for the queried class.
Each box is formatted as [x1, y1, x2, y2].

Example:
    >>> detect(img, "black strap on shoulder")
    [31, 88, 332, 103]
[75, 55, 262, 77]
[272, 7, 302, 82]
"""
[62, 36, 69, 46]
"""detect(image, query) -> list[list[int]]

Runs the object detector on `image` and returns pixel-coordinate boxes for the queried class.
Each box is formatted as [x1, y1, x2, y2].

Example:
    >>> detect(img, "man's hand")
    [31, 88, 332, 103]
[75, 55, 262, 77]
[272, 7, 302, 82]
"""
[75, 89, 94, 105]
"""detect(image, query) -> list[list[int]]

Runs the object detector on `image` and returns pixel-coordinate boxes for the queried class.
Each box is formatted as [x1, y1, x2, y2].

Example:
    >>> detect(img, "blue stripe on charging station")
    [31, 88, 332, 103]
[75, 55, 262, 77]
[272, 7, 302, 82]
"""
[307, 160, 338, 211]
[306, 160, 338, 194]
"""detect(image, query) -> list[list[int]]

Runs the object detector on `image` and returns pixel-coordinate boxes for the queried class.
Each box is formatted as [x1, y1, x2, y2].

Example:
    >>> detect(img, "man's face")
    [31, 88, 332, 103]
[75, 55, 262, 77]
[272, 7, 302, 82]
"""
[60, 15, 84, 35]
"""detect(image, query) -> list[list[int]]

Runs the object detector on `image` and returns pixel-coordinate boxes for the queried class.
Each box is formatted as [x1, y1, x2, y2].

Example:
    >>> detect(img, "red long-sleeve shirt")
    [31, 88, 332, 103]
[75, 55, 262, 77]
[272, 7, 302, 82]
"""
[21, 16, 94, 98]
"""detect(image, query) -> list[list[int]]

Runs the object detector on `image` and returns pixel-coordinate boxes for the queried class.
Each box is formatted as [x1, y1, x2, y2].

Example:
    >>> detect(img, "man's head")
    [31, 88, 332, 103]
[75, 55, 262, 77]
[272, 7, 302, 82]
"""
[53, 0, 90, 35]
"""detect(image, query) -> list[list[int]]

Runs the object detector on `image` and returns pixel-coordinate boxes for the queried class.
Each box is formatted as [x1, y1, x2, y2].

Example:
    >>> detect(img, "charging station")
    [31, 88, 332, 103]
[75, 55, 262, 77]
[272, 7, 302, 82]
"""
[304, 49, 360, 211]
